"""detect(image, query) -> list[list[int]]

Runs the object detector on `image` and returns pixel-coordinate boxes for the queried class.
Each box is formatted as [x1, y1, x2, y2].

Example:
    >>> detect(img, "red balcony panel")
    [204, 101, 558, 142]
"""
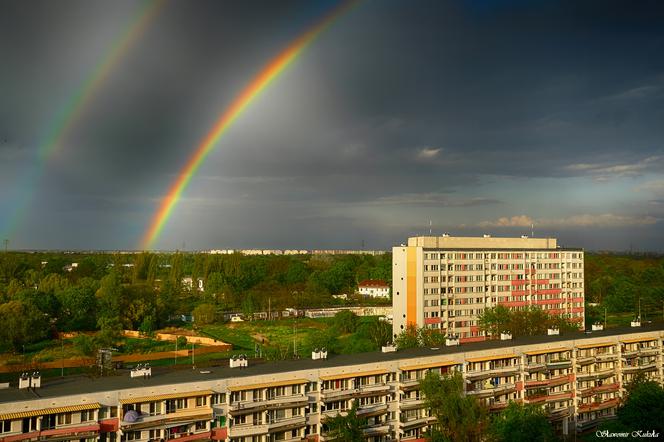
[211, 428, 227, 441]
[511, 280, 527, 286]
[40, 424, 100, 437]
[533, 299, 564, 305]
[515, 381, 524, 392]
[536, 289, 562, 295]
[571, 307, 584, 313]
[511, 290, 528, 296]
[168, 431, 211, 442]
[532, 279, 550, 285]
[570, 297, 584, 303]
[424, 317, 442, 324]
[4, 431, 39, 442]
[100, 419, 119, 432]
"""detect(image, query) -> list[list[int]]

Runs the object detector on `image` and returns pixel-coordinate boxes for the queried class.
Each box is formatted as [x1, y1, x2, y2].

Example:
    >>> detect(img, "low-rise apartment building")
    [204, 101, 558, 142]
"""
[0, 324, 662, 442]
[393, 235, 585, 342]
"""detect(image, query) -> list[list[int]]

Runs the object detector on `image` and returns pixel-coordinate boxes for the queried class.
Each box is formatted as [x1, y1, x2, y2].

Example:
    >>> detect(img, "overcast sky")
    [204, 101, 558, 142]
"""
[1, 0, 663, 251]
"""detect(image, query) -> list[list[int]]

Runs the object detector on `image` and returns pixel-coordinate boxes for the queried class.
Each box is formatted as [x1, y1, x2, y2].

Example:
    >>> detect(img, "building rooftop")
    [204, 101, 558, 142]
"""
[1, 322, 662, 405]
[407, 235, 569, 250]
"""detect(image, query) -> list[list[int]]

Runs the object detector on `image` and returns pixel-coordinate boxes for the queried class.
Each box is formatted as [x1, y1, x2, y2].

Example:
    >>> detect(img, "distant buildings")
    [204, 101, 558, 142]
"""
[393, 235, 585, 342]
[357, 280, 390, 298]
[207, 249, 386, 256]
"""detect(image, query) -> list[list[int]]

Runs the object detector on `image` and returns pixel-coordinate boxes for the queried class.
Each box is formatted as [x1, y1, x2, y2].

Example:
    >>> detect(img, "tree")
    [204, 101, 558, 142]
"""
[395, 324, 420, 350]
[366, 318, 391, 348]
[615, 375, 664, 433]
[487, 402, 555, 442]
[193, 303, 216, 325]
[420, 371, 488, 442]
[0, 300, 48, 351]
[333, 310, 359, 334]
[324, 400, 367, 442]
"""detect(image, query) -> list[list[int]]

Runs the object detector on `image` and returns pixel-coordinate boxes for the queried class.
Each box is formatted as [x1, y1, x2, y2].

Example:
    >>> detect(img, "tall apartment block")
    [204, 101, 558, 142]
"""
[393, 235, 585, 342]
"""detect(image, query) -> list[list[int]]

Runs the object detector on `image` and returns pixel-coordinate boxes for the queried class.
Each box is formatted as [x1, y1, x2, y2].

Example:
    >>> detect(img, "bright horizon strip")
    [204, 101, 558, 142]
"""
[141, 0, 359, 249]
[1, 0, 164, 239]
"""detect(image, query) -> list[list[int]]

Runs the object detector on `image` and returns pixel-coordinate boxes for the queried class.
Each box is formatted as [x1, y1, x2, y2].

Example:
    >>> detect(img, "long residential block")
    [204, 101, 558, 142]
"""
[1, 324, 662, 442]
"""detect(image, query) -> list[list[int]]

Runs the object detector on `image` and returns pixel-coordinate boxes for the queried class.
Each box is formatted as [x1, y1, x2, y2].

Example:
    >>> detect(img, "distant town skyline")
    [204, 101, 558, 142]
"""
[1, 0, 663, 251]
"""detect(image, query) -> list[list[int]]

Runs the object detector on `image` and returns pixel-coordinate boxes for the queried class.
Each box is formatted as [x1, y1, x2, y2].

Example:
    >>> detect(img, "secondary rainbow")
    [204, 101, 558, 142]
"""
[141, 0, 358, 249]
[1, 0, 164, 238]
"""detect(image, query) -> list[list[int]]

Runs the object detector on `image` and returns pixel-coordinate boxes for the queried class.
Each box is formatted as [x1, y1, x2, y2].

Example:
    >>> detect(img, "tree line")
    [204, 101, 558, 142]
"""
[0, 251, 391, 352]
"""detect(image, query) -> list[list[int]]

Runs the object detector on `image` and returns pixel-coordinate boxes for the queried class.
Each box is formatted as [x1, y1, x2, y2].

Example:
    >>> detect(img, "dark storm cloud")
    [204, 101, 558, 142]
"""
[1, 0, 663, 250]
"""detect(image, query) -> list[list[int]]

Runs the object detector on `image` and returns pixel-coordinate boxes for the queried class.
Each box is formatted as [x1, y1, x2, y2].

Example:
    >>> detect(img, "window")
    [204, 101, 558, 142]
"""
[195, 421, 207, 431]
[149, 402, 161, 416]
[1, 420, 11, 433]
[42, 415, 56, 430]
[80, 410, 94, 422]
[196, 396, 207, 407]
[57, 413, 72, 426]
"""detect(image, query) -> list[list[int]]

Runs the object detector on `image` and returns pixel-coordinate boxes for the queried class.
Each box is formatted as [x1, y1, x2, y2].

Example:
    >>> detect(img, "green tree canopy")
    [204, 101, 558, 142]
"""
[324, 400, 367, 442]
[420, 370, 488, 442]
[487, 402, 555, 442]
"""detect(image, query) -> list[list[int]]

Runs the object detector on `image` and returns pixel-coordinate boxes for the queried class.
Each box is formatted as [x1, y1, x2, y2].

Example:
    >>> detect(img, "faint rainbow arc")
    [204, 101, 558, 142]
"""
[1, 0, 164, 238]
[39, 0, 165, 160]
[141, 0, 358, 249]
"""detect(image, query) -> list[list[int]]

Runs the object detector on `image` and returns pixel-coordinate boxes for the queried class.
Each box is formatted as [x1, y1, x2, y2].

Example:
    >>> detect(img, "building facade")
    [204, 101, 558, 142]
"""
[393, 235, 585, 342]
[358, 280, 391, 299]
[1, 326, 662, 442]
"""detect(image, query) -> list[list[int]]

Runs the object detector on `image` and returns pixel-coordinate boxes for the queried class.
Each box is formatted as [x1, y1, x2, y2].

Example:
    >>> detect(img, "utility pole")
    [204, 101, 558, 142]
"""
[191, 342, 195, 369]
[3, 239, 8, 253]
[61, 337, 64, 377]
[175, 336, 178, 365]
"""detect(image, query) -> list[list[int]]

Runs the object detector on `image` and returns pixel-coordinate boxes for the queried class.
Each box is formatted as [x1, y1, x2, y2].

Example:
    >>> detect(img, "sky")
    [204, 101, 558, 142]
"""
[1, 0, 663, 252]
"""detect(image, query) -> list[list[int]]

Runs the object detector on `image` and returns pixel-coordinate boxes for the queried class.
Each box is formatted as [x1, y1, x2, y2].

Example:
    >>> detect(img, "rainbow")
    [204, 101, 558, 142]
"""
[140, 0, 358, 249]
[1, 0, 164, 238]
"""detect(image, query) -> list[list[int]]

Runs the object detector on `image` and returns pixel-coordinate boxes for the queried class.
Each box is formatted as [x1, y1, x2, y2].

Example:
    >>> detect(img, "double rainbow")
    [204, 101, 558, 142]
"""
[141, 0, 358, 249]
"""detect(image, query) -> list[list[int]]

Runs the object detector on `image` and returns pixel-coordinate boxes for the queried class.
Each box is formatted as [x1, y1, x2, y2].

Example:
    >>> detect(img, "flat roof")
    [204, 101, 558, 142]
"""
[0, 322, 662, 405]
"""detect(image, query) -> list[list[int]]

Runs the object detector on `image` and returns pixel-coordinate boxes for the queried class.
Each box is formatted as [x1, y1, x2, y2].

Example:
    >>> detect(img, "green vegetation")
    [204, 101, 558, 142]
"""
[478, 305, 579, 338]
[203, 314, 390, 360]
[0, 251, 390, 355]
[585, 253, 664, 325]
[420, 371, 488, 441]
[487, 402, 555, 442]
[323, 400, 367, 442]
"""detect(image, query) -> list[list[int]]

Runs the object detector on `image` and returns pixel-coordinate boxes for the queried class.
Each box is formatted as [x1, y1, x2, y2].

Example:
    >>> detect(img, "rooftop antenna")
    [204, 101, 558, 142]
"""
[429, 219, 432, 235]
[531, 223, 534, 238]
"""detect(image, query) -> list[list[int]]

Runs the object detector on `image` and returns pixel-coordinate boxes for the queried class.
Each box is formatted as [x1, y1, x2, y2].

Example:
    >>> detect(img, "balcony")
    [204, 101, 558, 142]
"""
[355, 383, 391, 398]
[363, 424, 391, 436]
[230, 395, 308, 413]
[228, 423, 269, 437]
[166, 431, 212, 442]
[400, 415, 436, 430]
[575, 355, 595, 365]
[466, 365, 519, 380]
[524, 362, 547, 373]
[120, 408, 213, 431]
[467, 383, 516, 398]
[267, 416, 306, 433]
[623, 362, 658, 372]
[546, 360, 572, 370]
[400, 398, 425, 410]
[321, 388, 359, 400]
[357, 403, 389, 418]
[578, 398, 619, 413]
[544, 391, 573, 403]
[638, 347, 659, 356]
[399, 378, 421, 391]
[595, 353, 618, 362]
